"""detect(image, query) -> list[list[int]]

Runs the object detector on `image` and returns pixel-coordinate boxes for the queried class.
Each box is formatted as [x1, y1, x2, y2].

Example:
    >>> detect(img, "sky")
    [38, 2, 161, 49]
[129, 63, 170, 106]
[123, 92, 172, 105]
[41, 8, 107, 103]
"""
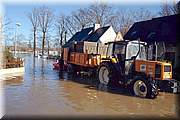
[0, 0, 178, 46]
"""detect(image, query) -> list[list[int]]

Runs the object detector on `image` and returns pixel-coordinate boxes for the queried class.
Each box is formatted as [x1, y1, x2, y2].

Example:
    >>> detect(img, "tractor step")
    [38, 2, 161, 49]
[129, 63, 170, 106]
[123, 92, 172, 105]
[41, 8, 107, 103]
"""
[156, 79, 180, 93]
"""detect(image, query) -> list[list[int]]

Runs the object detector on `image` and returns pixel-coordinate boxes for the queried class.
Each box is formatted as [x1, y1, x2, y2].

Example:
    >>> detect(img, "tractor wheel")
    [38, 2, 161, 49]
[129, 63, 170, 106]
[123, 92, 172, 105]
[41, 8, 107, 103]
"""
[67, 64, 77, 75]
[131, 77, 158, 99]
[98, 62, 118, 86]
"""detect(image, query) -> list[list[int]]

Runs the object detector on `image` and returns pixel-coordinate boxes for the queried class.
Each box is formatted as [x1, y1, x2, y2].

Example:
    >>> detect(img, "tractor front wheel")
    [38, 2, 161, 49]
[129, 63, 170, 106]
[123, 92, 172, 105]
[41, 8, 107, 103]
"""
[131, 77, 158, 99]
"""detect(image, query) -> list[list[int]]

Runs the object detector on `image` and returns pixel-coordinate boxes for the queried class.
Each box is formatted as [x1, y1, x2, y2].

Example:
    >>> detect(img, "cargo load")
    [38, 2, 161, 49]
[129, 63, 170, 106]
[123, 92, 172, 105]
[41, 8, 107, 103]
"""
[70, 41, 108, 56]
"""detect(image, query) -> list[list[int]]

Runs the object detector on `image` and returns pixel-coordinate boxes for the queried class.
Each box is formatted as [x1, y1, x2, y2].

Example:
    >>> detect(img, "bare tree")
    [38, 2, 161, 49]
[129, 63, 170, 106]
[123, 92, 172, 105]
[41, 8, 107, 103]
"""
[72, 8, 92, 29]
[28, 8, 39, 57]
[0, 15, 11, 68]
[65, 16, 77, 36]
[65, 2, 116, 38]
[134, 8, 155, 22]
[159, 0, 180, 16]
[159, 0, 173, 16]
[56, 14, 67, 55]
[170, 0, 180, 14]
[38, 6, 54, 56]
[87, 2, 116, 27]
[114, 8, 155, 36]
[0, 15, 11, 44]
[0, 15, 11, 33]
[177, 1, 180, 13]
[113, 10, 134, 36]
[65, 8, 92, 36]
[61, 2, 155, 41]
[56, 14, 67, 45]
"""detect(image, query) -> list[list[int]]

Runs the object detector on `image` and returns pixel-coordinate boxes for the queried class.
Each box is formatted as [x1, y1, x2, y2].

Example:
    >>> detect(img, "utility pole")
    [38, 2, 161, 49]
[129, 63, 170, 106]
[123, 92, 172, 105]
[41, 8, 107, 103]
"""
[14, 23, 21, 58]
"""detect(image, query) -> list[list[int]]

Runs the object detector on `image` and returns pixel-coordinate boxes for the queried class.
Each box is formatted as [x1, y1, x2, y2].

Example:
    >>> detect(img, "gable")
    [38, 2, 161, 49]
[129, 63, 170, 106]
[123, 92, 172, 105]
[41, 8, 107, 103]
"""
[99, 26, 117, 43]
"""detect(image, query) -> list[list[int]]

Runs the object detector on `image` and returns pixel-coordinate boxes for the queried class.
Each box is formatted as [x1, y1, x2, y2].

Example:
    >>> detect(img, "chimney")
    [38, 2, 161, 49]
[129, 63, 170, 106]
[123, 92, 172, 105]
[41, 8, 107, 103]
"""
[94, 23, 100, 31]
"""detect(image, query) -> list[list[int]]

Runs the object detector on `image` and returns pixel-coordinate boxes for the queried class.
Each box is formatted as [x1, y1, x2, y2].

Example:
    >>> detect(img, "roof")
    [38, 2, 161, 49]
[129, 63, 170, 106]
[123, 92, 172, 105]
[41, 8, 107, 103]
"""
[85, 26, 110, 42]
[63, 26, 110, 47]
[124, 14, 180, 44]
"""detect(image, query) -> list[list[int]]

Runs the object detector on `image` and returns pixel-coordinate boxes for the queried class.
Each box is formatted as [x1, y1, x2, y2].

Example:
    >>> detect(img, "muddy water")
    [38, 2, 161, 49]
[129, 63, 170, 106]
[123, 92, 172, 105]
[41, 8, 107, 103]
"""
[3, 56, 179, 118]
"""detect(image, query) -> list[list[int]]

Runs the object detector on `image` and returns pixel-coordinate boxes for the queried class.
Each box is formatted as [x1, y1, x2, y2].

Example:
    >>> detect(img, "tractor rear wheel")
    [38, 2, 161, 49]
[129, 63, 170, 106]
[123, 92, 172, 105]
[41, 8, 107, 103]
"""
[98, 62, 118, 86]
[131, 77, 158, 99]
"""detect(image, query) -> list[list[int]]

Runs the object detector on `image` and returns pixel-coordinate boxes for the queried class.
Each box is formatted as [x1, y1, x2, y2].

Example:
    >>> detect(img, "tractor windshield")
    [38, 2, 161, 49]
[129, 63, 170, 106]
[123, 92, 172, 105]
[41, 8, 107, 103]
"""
[113, 43, 126, 61]
[126, 43, 146, 60]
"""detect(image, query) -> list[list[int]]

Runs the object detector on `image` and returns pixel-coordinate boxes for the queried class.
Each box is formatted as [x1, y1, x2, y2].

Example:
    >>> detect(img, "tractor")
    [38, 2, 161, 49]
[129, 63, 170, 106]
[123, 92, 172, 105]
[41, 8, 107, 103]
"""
[98, 40, 164, 98]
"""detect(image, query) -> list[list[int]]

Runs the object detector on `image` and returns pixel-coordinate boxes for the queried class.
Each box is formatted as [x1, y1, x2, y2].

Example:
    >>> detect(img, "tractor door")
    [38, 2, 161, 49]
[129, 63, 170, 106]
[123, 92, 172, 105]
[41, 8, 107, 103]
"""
[112, 43, 126, 75]
[125, 42, 146, 75]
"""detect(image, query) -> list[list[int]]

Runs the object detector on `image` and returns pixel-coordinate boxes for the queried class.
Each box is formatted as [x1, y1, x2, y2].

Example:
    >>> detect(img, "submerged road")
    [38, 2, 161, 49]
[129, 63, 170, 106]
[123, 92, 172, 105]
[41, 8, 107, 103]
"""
[3, 56, 179, 118]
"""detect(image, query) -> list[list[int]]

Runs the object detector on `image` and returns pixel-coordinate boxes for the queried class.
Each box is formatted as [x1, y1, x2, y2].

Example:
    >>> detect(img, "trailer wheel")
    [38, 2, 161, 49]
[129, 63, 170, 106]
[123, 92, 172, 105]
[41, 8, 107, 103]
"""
[131, 77, 157, 99]
[67, 64, 77, 74]
[98, 62, 117, 86]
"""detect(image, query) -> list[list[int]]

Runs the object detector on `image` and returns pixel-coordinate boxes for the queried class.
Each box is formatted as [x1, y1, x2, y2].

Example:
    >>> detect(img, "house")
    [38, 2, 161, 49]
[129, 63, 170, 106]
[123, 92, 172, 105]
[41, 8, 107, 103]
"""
[64, 24, 117, 48]
[48, 48, 59, 56]
[124, 14, 180, 73]
[115, 32, 124, 41]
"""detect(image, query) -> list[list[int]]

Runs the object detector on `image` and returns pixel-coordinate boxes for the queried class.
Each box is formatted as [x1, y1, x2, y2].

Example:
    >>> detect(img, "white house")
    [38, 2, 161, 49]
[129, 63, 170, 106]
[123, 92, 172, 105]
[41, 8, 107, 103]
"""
[64, 24, 117, 47]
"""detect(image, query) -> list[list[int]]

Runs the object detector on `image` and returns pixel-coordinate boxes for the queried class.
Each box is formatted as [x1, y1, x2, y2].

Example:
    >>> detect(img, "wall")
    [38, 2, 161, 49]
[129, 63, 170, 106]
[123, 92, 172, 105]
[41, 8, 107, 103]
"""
[49, 51, 59, 56]
[175, 43, 180, 69]
[99, 26, 116, 43]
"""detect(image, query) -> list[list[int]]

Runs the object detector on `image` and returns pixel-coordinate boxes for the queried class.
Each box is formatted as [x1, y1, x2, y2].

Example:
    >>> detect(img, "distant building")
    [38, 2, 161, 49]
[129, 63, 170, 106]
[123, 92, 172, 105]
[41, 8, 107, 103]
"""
[48, 48, 59, 56]
[124, 14, 180, 72]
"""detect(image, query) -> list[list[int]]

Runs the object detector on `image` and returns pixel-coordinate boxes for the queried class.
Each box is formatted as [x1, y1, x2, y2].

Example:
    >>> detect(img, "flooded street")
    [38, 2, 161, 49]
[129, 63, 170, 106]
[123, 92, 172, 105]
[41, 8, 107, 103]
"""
[3, 56, 179, 118]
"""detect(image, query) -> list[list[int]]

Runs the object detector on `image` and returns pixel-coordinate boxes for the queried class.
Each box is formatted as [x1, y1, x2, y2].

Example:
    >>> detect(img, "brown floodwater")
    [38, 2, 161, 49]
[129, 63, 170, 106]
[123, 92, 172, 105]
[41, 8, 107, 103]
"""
[3, 56, 179, 118]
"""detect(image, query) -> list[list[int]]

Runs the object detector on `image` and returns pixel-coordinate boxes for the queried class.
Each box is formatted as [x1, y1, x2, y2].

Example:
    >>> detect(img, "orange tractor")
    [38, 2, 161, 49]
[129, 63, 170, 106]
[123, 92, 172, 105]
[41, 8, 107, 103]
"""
[61, 40, 179, 98]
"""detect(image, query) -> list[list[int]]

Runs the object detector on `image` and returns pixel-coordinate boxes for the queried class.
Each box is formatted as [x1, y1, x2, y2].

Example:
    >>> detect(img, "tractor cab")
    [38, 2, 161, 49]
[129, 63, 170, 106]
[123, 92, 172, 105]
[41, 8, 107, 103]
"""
[103, 40, 179, 94]
[105, 40, 147, 75]
[99, 40, 159, 98]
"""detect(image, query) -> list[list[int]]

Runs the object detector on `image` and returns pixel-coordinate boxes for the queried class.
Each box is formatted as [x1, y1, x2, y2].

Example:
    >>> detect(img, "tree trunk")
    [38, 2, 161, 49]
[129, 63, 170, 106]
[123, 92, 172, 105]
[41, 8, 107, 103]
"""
[47, 40, 49, 57]
[42, 32, 46, 56]
[33, 29, 36, 57]
[64, 31, 67, 43]
[60, 32, 63, 55]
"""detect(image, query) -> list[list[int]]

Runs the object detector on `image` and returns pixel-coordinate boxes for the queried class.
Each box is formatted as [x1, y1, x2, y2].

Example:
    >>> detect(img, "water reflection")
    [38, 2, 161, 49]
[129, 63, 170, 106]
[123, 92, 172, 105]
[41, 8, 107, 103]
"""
[3, 76, 24, 86]
[4, 55, 178, 118]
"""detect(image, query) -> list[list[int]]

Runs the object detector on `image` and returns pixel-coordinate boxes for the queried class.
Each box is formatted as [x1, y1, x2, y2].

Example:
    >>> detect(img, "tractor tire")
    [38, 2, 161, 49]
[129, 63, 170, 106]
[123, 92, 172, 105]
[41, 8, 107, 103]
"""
[131, 77, 158, 99]
[67, 64, 77, 75]
[98, 62, 118, 86]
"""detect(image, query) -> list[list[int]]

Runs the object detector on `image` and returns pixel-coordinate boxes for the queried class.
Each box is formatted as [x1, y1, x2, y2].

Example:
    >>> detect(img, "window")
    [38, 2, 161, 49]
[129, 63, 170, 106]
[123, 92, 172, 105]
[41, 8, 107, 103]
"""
[127, 44, 146, 60]
[114, 44, 125, 55]
[164, 66, 171, 72]
[106, 43, 113, 57]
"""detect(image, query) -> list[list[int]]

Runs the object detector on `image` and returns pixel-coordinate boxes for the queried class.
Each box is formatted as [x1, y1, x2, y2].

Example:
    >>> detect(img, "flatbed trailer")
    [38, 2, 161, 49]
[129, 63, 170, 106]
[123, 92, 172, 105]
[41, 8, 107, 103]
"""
[63, 47, 101, 68]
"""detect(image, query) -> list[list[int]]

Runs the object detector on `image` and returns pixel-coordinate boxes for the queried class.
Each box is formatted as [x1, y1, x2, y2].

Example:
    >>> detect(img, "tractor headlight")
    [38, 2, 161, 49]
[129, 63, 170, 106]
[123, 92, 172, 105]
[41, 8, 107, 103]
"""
[164, 66, 171, 72]
[140, 64, 146, 72]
